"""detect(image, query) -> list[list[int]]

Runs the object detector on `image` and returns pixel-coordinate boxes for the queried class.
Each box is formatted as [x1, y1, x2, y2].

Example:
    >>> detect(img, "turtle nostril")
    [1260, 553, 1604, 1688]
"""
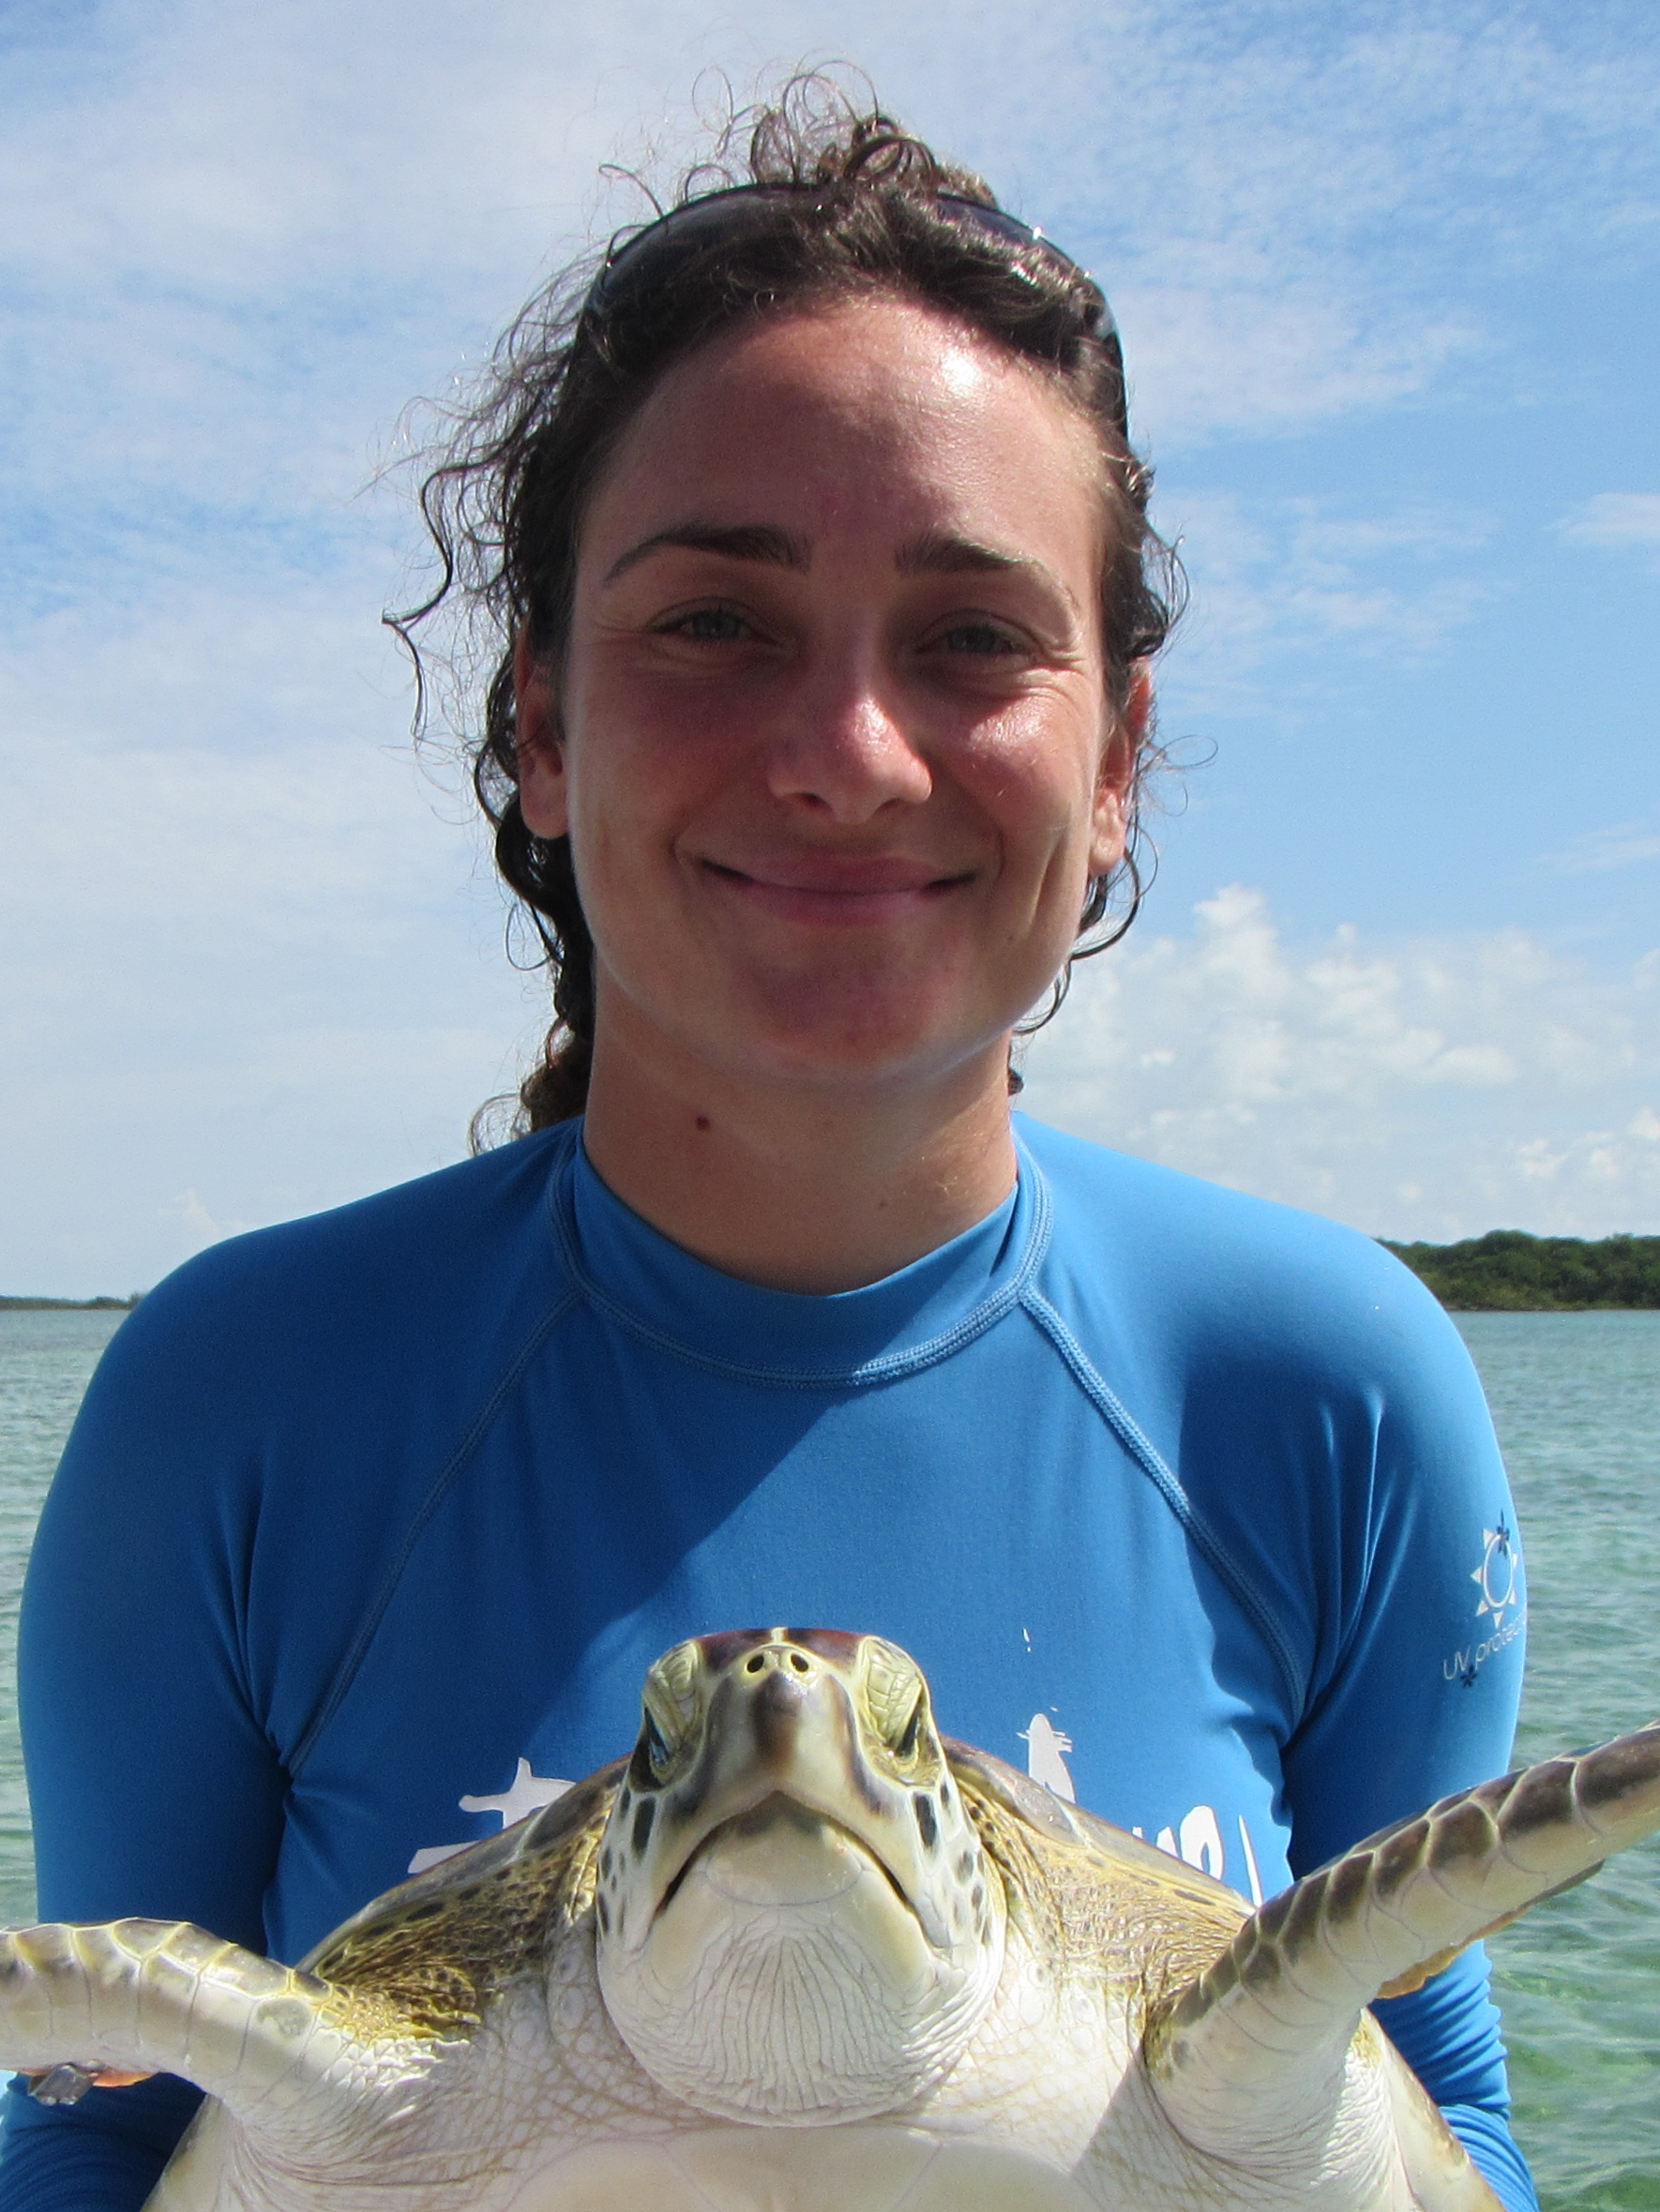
[745, 1652, 766, 1674]
[789, 1652, 811, 1675]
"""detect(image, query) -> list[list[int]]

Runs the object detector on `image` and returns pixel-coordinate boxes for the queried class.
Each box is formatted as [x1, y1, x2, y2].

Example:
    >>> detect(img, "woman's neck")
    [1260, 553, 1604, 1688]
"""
[578, 1027, 1019, 1296]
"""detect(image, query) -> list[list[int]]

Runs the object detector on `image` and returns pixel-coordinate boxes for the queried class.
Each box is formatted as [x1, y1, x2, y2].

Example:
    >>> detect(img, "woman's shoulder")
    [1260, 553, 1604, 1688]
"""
[1015, 1113, 1458, 1377]
[94, 1126, 580, 1405]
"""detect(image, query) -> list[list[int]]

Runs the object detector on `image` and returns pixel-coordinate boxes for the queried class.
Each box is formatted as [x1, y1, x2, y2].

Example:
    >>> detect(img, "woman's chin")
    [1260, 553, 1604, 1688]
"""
[687, 1001, 1016, 1101]
[594, 945, 1039, 1104]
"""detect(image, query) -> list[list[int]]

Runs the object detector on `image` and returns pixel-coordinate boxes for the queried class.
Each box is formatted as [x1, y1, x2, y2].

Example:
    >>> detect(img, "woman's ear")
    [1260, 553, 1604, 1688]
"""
[1088, 663, 1152, 877]
[513, 629, 569, 840]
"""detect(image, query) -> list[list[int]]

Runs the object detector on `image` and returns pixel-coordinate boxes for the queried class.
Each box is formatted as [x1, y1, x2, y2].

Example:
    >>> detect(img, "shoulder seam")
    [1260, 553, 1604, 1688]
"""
[287, 1284, 584, 1777]
[1019, 1287, 1306, 1714]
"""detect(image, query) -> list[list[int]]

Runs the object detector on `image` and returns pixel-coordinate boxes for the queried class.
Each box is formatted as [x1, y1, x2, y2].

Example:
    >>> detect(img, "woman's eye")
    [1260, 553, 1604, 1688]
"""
[938, 620, 1020, 657]
[662, 607, 748, 644]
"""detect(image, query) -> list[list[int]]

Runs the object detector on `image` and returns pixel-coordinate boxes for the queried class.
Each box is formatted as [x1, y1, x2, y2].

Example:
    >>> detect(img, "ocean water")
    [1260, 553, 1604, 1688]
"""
[0, 1302, 1654, 2204]
[1459, 1315, 1660, 2211]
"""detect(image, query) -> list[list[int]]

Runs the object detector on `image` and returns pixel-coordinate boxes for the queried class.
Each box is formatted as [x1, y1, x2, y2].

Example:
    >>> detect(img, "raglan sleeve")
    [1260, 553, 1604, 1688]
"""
[0, 1277, 291, 2210]
[1278, 1256, 1536, 2212]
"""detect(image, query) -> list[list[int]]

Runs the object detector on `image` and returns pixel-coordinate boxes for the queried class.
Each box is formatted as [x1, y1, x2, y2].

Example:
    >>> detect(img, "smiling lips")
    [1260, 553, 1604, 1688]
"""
[699, 855, 974, 925]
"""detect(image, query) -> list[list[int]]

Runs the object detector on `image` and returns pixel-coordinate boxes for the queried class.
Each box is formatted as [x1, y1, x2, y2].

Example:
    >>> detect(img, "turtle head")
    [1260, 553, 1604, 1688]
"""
[590, 1630, 1005, 2123]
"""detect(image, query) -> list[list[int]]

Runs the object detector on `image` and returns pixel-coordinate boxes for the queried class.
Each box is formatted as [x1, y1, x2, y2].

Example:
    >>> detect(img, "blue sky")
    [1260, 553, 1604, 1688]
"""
[2, 0, 1657, 1292]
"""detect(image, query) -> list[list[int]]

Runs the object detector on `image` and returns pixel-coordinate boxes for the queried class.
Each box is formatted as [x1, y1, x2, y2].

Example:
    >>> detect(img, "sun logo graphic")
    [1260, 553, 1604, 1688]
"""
[1471, 1516, 1519, 1630]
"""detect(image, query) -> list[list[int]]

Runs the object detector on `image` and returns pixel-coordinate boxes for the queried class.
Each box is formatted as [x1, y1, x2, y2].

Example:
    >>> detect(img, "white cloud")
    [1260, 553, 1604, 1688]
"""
[1116, 285, 1479, 443]
[1147, 492, 1497, 725]
[2, 1, 1657, 1290]
[1562, 493, 1660, 569]
[1542, 821, 1660, 876]
[1018, 887, 1660, 1241]
[0, 576, 546, 1294]
[5, 0, 1657, 531]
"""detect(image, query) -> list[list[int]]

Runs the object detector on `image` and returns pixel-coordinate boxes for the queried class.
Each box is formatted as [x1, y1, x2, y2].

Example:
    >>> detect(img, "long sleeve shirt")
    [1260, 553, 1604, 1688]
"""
[2, 1116, 1535, 2206]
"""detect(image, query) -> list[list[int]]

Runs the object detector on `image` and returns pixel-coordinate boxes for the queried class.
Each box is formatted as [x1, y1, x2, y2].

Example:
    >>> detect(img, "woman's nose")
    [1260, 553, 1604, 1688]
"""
[762, 669, 934, 822]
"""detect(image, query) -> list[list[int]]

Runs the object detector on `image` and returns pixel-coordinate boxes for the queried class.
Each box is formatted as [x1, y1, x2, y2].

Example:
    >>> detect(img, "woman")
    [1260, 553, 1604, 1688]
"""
[5, 96, 1535, 2209]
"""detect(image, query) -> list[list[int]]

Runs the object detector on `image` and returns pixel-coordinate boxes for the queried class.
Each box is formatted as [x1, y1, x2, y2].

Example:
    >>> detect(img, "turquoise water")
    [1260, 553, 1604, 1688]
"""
[0, 1310, 127, 1932]
[0, 1304, 1654, 2203]
[1459, 1315, 1660, 2211]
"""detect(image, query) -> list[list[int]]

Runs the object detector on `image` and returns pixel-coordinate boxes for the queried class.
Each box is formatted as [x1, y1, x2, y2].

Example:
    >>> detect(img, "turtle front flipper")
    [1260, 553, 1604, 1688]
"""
[1146, 1723, 1660, 2203]
[0, 1918, 408, 2124]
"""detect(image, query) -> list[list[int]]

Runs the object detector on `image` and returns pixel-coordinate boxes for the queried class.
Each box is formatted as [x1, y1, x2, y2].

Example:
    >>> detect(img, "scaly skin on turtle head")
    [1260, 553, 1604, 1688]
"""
[592, 1628, 1006, 2124]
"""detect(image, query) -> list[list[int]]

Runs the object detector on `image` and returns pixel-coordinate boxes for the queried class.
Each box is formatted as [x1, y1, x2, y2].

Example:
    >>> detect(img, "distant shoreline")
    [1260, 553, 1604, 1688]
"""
[0, 1295, 142, 1312]
[1381, 1230, 1660, 1312]
[6, 1228, 1660, 1316]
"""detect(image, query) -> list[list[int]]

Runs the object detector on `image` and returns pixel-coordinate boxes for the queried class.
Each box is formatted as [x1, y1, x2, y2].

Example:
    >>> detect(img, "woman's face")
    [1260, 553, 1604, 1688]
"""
[516, 295, 1145, 1102]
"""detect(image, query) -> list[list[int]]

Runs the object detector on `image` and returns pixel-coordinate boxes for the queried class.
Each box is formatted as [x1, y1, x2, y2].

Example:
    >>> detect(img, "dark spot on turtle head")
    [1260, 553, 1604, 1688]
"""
[786, 1629, 866, 1663]
[957, 1849, 976, 1881]
[596, 1892, 611, 1936]
[698, 1629, 774, 1675]
[600, 1846, 613, 1882]
[913, 1792, 939, 1851]
[940, 1780, 953, 1812]
[971, 1880, 985, 1911]
[632, 1797, 656, 1856]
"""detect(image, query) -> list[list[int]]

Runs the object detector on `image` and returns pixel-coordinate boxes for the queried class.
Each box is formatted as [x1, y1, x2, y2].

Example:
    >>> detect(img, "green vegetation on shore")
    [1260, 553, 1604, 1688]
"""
[8, 1236, 1660, 1318]
[1382, 1230, 1660, 1311]
[0, 1295, 141, 1312]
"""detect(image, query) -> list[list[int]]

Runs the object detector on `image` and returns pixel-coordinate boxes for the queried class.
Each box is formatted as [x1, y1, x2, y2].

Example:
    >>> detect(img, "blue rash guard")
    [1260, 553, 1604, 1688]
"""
[3, 1116, 1535, 2208]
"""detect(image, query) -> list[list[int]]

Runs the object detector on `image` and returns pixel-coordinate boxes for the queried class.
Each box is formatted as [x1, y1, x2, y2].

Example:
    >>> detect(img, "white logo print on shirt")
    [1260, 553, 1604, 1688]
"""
[1442, 1515, 1525, 1689]
[1019, 1714, 1077, 1800]
[1022, 1710, 1265, 1907]
[409, 1758, 572, 1874]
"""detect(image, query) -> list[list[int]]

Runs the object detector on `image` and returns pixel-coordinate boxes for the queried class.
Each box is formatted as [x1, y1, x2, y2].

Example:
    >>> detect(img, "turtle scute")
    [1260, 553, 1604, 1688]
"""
[298, 1761, 624, 2036]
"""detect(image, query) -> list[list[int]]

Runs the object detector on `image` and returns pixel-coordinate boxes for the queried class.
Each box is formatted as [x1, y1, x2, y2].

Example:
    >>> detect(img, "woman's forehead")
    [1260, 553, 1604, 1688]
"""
[581, 297, 1104, 568]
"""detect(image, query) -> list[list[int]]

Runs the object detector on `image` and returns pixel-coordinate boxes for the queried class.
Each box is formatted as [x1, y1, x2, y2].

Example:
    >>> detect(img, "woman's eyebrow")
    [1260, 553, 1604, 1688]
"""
[895, 529, 1079, 610]
[601, 521, 1077, 612]
[603, 522, 810, 584]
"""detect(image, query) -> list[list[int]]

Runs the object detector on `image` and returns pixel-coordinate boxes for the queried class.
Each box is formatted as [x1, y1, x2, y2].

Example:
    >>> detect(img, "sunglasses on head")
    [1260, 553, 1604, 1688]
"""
[583, 183, 1127, 444]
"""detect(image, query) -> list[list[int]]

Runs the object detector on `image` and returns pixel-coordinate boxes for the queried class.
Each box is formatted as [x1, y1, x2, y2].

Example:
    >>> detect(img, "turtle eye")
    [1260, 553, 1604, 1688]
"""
[642, 1711, 674, 1783]
[653, 1639, 702, 1731]
[892, 1693, 926, 1762]
[863, 1640, 929, 1760]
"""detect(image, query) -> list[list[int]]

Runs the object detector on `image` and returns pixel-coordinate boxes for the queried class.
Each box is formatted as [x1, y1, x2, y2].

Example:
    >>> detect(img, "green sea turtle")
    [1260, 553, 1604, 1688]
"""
[3, 1627, 1656, 2210]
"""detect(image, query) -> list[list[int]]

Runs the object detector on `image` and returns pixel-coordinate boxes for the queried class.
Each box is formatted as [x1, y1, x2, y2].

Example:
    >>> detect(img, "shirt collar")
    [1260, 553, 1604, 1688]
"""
[548, 1123, 1049, 1386]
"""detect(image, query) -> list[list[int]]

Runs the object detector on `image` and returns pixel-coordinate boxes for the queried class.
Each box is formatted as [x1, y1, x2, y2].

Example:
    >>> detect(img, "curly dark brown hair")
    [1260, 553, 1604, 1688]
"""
[393, 78, 1185, 1135]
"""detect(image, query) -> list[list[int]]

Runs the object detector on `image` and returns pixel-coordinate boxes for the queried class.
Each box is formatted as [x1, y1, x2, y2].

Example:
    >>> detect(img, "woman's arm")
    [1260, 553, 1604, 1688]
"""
[0, 1295, 290, 2209]
[1280, 1271, 1537, 2211]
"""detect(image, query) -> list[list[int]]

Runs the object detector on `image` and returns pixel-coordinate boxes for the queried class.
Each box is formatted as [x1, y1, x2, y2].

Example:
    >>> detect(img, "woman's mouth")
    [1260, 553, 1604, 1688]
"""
[697, 858, 974, 925]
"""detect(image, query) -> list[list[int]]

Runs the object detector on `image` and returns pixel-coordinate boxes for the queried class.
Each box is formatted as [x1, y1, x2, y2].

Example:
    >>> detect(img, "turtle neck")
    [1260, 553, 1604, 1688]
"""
[551, 1122, 1049, 1387]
